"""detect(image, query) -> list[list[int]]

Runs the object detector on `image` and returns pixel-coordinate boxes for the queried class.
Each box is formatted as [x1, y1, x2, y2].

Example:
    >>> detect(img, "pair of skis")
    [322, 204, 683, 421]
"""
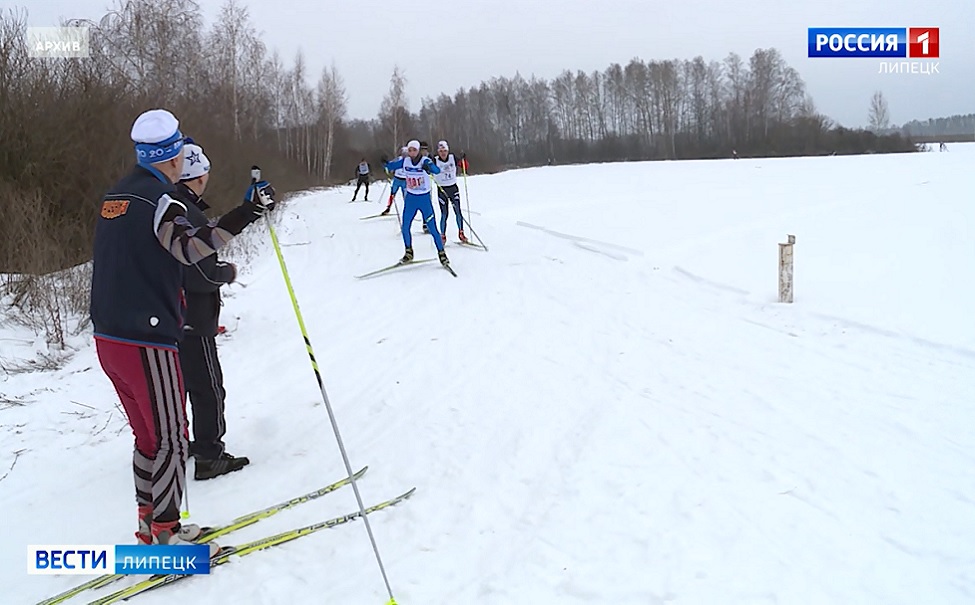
[356, 257, 457, 279]
[359, 212, 394, 220]
[36, 468, 414, 605]
[453, 240, 486, 251]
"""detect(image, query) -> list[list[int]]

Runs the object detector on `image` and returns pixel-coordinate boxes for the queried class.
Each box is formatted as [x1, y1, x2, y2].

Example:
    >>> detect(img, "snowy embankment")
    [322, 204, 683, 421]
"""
[3, 146, 973, 604]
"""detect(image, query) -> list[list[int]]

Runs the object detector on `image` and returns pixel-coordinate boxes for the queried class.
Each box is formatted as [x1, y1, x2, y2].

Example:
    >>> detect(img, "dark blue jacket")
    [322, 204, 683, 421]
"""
[90, 166, 186, 348]
[90, 165, 257, 349]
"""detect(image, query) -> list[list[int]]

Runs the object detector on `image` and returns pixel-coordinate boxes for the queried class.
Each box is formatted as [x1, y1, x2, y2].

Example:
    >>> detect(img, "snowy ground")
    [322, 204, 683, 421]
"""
[3, 146, 974, 604]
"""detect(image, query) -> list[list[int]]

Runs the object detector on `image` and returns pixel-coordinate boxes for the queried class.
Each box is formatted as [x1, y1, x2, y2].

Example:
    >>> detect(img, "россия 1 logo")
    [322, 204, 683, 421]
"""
[808, 27, 939, 58]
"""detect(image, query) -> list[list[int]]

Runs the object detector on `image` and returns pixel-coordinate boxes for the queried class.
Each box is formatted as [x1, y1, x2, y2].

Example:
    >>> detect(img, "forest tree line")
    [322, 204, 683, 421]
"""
[898, 113, 975, 138]
[1, 0, 921, 277]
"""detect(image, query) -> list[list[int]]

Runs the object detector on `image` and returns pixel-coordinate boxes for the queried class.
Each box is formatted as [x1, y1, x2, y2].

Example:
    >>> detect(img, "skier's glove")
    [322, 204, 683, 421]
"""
[215, 261, 237, 284]
[244, 180, 276, 216]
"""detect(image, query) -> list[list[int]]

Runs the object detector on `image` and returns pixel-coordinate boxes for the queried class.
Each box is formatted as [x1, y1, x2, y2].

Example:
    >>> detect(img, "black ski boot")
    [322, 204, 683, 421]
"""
[400, 247, 414, 264]
[438, 249, 449, 266]
[195, 453, 250, 481]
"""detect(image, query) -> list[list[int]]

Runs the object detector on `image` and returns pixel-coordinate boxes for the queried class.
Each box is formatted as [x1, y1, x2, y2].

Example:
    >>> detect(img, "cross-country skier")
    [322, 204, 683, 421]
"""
[173, 140, 250, 481]
[382, 146, 408, 216]
[433, 140, 468, 243]
[351, 157, 370, 201]
[382, 139, 451, 269]
[90, 109, 273, 553]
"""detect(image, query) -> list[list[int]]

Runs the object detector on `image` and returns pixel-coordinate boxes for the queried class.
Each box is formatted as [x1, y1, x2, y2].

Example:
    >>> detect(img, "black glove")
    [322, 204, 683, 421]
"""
[214, 261, 237, 284]
[244, 180, 276, 216]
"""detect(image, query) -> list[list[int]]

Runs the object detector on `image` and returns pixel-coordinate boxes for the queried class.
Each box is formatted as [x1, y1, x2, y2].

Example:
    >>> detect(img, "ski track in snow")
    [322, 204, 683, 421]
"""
[4, 147, 975, 604]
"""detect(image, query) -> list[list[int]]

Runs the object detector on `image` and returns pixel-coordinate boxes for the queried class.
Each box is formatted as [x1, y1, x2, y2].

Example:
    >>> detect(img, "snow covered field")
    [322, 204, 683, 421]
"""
[3, 145, 974, 604]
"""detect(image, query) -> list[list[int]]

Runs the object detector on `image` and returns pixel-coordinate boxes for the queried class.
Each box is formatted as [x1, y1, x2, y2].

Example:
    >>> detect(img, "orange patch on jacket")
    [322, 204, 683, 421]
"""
[101, 200, 130, 219]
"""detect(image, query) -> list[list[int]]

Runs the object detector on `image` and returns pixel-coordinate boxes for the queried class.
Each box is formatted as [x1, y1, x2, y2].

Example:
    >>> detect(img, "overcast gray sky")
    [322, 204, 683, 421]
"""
[17, 0, 975, 128]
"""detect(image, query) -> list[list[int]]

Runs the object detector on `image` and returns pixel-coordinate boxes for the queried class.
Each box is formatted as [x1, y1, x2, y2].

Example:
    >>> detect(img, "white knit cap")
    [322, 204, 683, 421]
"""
[130, 109, 184, 165]
[407, 140, 420, 150]
[130, 109, 179, 143]
[437, 140, 449, 151]
[180, 142, 210, 181]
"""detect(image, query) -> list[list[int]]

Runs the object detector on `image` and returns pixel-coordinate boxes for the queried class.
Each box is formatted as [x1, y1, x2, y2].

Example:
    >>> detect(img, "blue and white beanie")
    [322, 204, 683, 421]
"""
[180, 141, 210, 181]
[130, 109, 184, 166]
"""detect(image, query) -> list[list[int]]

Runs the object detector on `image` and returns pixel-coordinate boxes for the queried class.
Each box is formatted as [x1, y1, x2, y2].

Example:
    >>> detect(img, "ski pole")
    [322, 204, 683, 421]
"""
[374, 177, 389, 206]
[461, 156, 471, 229]
[251, 166, 399, 605]
[385, 167, 402, 230]
[181, 483, 191, 520]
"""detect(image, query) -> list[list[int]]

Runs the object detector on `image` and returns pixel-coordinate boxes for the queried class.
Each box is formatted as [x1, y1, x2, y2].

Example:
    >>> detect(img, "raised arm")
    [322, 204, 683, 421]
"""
[153, 183, 272, 265]
[384, 157, 406, 172]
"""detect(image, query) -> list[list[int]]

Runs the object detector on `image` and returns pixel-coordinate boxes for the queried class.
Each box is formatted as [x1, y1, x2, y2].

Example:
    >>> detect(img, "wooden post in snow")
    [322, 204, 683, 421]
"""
[778, 234, 795, 303]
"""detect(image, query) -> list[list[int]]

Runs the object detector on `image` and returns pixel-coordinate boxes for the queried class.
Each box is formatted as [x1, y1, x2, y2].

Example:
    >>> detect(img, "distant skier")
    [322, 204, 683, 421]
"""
[939, 141, 948, 152]
[173, 140, 250, 481]
[433, 140, 468, 243]
[351, 158, 370, 201]
[90, 109, 273, 553]
[382, 139, 450, 269]
[382, 146, 408, 216]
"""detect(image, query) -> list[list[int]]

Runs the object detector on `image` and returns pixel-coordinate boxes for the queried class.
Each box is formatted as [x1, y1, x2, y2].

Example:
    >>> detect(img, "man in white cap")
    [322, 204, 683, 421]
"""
[433, 140, 468, 243]
[382, 139, 451, 269]
[174, 139, 250, 481]
[90, 109, 273, 553]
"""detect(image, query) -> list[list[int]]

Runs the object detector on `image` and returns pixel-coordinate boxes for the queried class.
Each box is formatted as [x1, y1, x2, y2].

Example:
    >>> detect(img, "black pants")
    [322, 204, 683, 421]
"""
[179, 335, 226, 460]
[437, 184, 462, 233]
[353, 176, 370, 199]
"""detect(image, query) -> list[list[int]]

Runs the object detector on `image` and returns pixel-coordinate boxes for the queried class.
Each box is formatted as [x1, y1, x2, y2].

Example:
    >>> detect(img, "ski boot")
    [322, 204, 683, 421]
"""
[400, 247, 414, 264]
[151, 520, 220, 557]
[136, 504, 153, 544]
